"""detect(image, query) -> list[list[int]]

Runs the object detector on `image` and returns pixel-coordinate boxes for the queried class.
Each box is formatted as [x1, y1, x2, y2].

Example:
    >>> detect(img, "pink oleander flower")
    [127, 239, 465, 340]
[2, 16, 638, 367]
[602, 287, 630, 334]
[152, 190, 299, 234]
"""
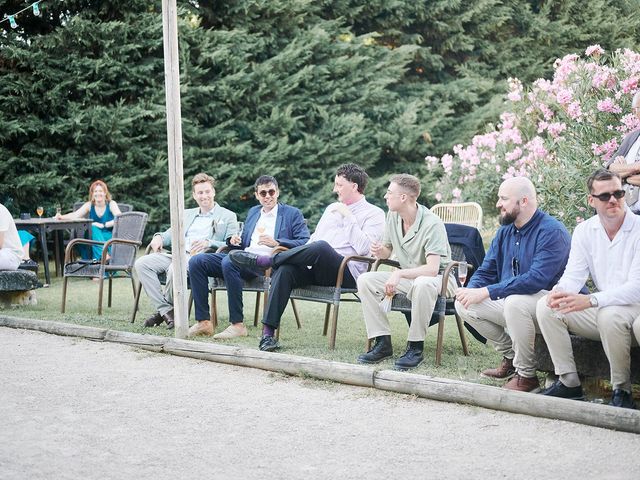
[533, 78, 552, 92]
[597, 98, 622, 114]
[537, 120, 548, 133]
[441, 153, 454, 174]
[505, 147, 523, 162]
[620, 77, 639, 94]
[434, 192, 442, 202]
[575, 216, 585, 224]
[507, 77, 523, 102]
[547, 122, 567, 139]
[567, 101, 583, 120]
[525, 136, 548, 159]
[591, 138, 620, 160]
[425, 155, 439, 166]
[585, 45, 604, 57]
[618, 113, 640, 133]
[556, 88, 573, 105]
[452, 188, 462, 199]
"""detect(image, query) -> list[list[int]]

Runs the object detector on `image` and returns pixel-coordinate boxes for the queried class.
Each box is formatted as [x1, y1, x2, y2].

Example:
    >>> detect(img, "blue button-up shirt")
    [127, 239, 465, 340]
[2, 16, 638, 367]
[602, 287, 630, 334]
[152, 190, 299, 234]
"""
[468, 209, 571, 299]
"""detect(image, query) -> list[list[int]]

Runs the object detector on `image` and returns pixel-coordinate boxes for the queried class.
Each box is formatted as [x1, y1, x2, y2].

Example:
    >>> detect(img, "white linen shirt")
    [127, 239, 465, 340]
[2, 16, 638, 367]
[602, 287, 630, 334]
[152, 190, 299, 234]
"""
[246, 204, 278, 256]
[556, 207, 640, 307]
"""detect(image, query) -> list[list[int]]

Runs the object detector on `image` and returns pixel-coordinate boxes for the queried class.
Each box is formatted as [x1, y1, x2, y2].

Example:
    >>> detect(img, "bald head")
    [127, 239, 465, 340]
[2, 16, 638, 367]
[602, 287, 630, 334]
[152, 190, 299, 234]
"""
[496, 176, 538, 227]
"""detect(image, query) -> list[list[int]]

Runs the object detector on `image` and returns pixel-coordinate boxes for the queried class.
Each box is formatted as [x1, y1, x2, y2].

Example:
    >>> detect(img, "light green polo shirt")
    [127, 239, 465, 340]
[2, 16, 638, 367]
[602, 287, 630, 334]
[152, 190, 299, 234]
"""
[383, 204, 451, 270]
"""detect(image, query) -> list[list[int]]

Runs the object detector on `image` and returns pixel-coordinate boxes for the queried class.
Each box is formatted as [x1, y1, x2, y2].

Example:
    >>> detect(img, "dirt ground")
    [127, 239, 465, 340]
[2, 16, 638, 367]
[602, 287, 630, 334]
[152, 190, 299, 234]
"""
[1, 327, 640, 480]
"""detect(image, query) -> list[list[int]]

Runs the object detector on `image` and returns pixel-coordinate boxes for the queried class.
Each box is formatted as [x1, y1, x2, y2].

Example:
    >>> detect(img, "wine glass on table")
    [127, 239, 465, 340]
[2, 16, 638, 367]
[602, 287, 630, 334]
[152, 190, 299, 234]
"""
[458, 262, 468, 287]
[36, 206, 44, 218]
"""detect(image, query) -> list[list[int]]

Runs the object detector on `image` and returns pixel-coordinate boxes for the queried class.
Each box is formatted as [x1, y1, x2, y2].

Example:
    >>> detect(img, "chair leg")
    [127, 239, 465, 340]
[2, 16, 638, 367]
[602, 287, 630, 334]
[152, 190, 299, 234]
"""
[131, 280, 143, 323]
[98, 276, 105, 315]
[210, 290, 218, 331]
[107, 277, 113, 308]
[322, 304, 331, 336]
[435, 313, 446, 366]
[328, 303, 340, 350]
[61, 277, 69, 313]
[254, 292, 261, 327]
[130, 276, 136, 297]
[291, 299, 302, 329]
[455, 313, 469, 356]
[188, 291, 193, 319]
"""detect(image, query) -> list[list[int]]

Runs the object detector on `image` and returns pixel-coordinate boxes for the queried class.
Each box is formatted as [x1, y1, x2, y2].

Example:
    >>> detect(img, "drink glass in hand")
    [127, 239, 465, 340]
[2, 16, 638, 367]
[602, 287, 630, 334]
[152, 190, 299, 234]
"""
[36, 206, 44, 218]
[458, 262, 468, 286]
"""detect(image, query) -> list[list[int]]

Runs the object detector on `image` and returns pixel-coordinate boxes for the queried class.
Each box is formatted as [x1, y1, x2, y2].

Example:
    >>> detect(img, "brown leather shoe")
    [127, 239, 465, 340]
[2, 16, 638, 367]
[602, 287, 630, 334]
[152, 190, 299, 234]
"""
[504, 373, 540, 392]
[162, 309, 175, 330]
[188, 320, 214, 337]
[143, 311, 164, 328]
[480, 356, 515, 379]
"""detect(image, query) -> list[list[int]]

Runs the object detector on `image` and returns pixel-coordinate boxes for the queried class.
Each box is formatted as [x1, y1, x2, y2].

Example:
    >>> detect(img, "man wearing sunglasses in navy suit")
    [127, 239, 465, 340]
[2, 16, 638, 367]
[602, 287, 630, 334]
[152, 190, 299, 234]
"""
[188, 175, 309, 338]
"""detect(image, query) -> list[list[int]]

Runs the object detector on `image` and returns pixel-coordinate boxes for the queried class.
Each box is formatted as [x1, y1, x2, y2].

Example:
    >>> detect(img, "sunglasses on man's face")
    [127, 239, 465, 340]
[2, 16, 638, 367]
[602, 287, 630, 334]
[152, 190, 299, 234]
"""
[257, 189, 277, 198]
[591, 190, 625, 202]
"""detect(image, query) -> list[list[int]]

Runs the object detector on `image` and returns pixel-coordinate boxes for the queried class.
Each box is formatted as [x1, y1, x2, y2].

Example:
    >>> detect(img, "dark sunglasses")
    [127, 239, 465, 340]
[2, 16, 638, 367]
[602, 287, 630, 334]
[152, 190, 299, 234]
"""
[257, 189, 277, 198]
[511, 257, 519, 276]
[591, 190, 625, 202]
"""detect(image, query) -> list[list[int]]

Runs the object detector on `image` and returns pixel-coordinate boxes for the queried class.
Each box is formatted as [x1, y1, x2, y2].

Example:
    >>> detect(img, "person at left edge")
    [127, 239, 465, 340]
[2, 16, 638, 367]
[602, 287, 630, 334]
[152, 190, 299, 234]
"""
[135, 173, 238, 329]
[187, 175, 309, 338]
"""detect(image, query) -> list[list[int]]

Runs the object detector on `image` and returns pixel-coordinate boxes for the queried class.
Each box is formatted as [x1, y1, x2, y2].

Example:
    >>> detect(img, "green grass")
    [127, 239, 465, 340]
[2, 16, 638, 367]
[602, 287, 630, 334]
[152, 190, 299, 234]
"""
[4, 261, 503, 384]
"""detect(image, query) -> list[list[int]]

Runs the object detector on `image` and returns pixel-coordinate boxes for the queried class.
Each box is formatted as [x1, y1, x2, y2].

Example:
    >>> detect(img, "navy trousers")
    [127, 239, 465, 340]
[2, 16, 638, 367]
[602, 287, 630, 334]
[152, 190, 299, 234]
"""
[188, 252, 258, 324]
[262, 241, 356, 329]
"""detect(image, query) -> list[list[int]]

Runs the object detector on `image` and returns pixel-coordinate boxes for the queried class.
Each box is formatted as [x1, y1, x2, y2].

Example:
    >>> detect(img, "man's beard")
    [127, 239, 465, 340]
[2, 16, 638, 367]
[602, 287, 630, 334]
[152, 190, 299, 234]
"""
[499, 203, 520, 226]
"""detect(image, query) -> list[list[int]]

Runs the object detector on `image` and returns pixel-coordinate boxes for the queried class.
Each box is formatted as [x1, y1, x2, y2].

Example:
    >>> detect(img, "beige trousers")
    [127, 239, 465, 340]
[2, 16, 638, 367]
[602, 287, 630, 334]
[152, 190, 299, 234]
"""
[536, 296, 640, 391]
[357, 271, 455, 342]
[455, 291, 547, 378]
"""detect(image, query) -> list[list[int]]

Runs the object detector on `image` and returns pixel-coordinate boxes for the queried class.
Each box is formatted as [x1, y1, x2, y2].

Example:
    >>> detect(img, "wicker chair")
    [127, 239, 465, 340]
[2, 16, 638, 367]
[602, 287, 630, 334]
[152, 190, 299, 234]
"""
[431, 202, 483, 230]
[371, 241, 470, 366]
[61, 211, 148, 315]
[287, 254, 377, 349]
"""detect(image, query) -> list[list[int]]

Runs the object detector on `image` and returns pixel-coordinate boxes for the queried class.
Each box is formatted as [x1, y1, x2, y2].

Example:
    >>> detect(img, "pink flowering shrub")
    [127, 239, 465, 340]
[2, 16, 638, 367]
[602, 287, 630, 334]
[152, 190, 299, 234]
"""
[426, 47, 640, 230]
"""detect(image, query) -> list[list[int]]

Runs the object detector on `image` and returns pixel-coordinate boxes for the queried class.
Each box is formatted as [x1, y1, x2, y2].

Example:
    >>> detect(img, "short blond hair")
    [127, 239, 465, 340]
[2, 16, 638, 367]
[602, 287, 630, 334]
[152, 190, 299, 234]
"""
[389, 174, 421, 199]
[192, 173, 215, 192]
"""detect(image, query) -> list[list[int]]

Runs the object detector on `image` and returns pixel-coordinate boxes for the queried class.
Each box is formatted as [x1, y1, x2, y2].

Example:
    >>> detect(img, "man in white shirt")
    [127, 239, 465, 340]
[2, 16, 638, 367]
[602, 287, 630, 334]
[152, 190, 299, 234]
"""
[0, 203, 23, 271]
[537, 169, 640, 408]
[135, 173, 237, 329]
[188, 176, 309, 338]
[606, 91, 640, 213]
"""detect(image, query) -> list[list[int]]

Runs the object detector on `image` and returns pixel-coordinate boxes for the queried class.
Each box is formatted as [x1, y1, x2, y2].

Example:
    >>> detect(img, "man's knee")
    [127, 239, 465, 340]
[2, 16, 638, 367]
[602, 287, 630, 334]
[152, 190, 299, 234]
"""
[504, 294, 537, 320]
[535, 295, 556, 327]
[596, 307, 634, 333]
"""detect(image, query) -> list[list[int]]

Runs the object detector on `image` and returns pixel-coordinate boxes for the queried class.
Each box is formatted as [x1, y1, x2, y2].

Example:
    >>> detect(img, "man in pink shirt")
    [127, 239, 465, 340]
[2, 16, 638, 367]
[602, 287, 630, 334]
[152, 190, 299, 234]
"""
[230, 163, 385, 351]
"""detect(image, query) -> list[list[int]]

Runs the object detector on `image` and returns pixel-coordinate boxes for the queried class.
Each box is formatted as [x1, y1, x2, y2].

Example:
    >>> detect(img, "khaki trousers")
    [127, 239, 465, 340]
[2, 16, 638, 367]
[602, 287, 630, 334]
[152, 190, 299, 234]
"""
[536, 296, 640, 391]
[455, 291, 547, 377]
[357, 271, 455, 342]
[134, 252, 175, 316]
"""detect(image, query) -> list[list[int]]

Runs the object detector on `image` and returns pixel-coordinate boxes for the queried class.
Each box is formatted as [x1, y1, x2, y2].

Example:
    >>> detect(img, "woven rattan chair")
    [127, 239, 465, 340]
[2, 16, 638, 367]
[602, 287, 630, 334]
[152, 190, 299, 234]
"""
[431, 202, 483, 230]
[287, 254, 377, 349]
[61, 211, 148, 315]
[371, 241, 470, 366]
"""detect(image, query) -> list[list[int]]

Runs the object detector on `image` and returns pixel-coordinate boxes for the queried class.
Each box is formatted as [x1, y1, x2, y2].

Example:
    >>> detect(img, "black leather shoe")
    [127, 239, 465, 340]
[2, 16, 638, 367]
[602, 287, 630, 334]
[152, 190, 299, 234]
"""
[610, 389, 636, 409]
[163, 309, 175, 330]
[357, 336, 392, 364]
[229, 250, 272, 271]
[143, 311, 164, 327]
[259, 335, 279, 352]
[541, 380, 585, 400]
[394, 343, 424, 371]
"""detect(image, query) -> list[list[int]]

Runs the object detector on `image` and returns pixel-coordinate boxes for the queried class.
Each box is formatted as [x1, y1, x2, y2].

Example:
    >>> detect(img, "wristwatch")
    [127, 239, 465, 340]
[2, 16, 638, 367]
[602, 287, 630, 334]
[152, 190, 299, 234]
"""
[589, 295, 599, 308]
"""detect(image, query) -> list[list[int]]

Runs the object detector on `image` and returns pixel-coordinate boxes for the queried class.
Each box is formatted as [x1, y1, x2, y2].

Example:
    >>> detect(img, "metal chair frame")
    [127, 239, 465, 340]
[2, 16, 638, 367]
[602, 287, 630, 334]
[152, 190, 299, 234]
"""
[61, 211, 147, 315]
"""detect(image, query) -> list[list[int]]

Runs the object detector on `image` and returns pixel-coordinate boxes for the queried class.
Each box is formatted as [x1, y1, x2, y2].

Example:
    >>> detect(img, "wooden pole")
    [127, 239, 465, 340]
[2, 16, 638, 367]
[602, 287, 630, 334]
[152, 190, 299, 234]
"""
[161, 0, 188, 338]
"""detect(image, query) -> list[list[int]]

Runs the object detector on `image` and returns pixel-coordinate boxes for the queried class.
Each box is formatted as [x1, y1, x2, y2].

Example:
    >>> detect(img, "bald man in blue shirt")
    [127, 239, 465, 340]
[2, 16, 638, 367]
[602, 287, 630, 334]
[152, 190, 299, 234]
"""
[455, 177, 572, 393]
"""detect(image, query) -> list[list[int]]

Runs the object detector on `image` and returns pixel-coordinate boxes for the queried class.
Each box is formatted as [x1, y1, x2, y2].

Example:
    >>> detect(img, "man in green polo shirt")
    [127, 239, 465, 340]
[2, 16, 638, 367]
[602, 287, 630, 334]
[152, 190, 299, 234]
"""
[356, 174, 453, 370]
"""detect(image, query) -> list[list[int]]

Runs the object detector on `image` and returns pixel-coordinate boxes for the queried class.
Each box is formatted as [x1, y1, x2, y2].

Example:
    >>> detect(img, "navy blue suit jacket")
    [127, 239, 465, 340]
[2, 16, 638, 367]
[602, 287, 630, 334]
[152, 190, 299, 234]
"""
[240, 203, 309, 249]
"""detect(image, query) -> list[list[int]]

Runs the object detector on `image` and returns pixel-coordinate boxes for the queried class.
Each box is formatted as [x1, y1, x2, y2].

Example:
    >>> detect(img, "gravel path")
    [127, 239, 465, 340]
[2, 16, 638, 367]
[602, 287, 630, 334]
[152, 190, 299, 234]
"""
[1, 327, 639, 480]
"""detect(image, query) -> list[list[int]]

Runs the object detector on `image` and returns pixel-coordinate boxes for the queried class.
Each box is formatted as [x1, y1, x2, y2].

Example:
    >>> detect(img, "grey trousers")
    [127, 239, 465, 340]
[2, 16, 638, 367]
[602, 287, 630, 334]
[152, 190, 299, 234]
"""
[134, 253, 174, 316]
[537, 296, 640, 392]
[358, 272, 455, 342]
[455, 291, 547, 378]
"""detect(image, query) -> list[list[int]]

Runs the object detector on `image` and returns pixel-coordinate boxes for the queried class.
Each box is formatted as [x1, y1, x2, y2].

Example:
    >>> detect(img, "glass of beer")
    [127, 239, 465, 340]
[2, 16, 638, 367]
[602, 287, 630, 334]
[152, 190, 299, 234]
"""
[36, 206, 44, 218]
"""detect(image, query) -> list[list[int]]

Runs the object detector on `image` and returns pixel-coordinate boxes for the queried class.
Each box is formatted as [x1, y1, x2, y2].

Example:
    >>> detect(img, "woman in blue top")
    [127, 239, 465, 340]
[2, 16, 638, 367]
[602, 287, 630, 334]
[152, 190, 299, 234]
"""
[57, 180, 122, 260]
